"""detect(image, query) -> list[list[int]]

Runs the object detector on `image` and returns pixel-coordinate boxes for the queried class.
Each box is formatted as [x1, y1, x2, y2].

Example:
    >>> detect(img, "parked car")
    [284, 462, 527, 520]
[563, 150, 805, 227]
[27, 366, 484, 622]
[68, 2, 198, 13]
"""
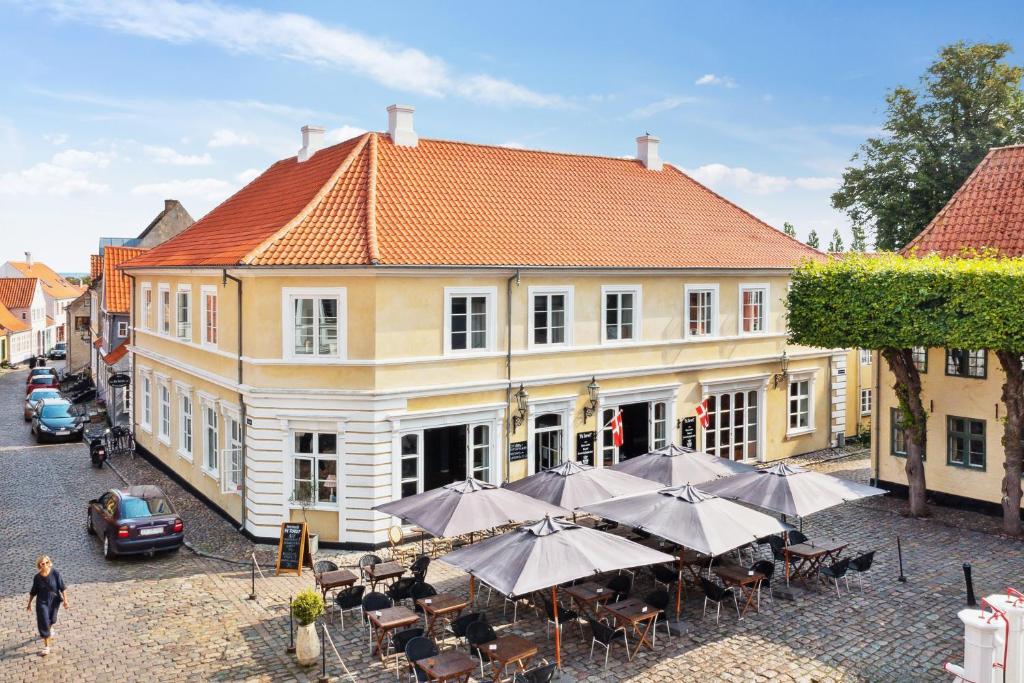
[24, 387, 62, 420]
[26, 367, 56, 384]
[48, 342, 67, 360]
[26, 375, 60, 396]
[31, 398, 86, 442]
[86, 486, 184, 559]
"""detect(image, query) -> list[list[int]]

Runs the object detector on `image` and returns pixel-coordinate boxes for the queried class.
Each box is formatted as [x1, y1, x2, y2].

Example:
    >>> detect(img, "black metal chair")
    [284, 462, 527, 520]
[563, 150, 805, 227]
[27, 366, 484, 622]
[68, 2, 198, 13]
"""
[768, 536, 799, 585]
[585, 615, 628, 668]
[358, 553, 383, 584]
[751, 559, 776, 608]
[847, 551, 876, 591]
[699, 577, 739, 625]
[410, 582, 438, 615]
[409, 554, 431, 583]
[643, 589, 672, 644]
[650, 563, 679, 592]
[333, 584, 365, 628]
[466, 620, 497, 679]
[503, 592, 532, 623]
[362, 591, 394, 628]
[787, 530, 809, 546]
[387, 577, 418, 607]
[444, 611, 484, 649]
[594, 518, 619, 531]
[512, 660, 556, 683]
[606, 575, 632, 603]
[819, 557, 852, 596]
[541, 595, 583, 640]
[403, 635, 437, 683]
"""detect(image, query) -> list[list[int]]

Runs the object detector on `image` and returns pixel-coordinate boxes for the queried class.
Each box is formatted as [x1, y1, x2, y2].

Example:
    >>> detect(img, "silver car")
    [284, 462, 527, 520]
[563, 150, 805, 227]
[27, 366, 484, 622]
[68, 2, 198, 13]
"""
[24, 387, 62, 420]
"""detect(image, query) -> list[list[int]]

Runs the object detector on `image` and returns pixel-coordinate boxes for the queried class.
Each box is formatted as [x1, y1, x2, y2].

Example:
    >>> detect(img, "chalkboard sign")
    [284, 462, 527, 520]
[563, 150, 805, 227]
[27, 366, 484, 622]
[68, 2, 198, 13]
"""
[108, 373, 131, 388]
[509, 441, 528, 462]
[575, 431, 596, 466]
[680, 416, 697, 450]
[275, 522, 311, 576]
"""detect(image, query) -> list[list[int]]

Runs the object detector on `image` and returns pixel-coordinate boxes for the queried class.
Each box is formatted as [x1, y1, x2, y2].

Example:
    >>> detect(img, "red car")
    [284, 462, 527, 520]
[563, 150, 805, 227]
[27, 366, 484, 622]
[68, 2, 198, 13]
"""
[26, 375, 60, 396]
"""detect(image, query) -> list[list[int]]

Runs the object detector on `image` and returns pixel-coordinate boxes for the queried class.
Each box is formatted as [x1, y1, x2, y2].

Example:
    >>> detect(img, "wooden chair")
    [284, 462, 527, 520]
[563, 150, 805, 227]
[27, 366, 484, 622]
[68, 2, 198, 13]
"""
[388, 526, 416, 565]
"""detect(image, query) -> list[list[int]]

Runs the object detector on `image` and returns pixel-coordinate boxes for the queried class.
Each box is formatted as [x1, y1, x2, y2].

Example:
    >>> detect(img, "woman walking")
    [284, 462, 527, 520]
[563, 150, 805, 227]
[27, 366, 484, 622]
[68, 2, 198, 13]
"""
[26, 555, 69, 656]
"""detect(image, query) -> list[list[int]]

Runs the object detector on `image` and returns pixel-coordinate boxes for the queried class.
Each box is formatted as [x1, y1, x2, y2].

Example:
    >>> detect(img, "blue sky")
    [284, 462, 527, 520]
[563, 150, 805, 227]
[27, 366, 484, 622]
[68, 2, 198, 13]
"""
[2, 0, 1023, 271]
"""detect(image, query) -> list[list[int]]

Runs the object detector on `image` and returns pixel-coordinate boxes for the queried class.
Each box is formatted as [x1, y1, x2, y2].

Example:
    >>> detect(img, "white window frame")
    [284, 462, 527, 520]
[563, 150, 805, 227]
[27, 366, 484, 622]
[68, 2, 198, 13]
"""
[597, 385, 678, 467]
[140, 283, 152, 331]
[443, 286, 497, 356]
[526, 396, 574, 475]
[281, 287, 347, 361]
[601, 284, 642, 345]
[116, 320, 129, 338]
[176, 384, 193, 461]
[289, 428, 341, 509]
[860, 349, 872, 365]
[158, 284, 171, 336]
[786, 370, 816, 437]
[701, 376, 769, 463]
[157, 377, 171, 445]
[860, 388, 872, 416]
[200, 395, 219, 477]
[175, 285, 192, 342]
[683, 283, 719, 339]
[738, 283, 770, 336]
[527, 286, 573, 350]
[220, 404, 243, 494]
[201, 285, 218, 348]
[139, 371, 152, 433]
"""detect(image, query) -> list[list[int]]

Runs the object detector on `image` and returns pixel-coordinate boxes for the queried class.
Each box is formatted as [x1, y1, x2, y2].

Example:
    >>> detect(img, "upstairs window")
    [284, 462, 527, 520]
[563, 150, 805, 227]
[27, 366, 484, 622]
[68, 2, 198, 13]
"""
[860, 349, 872, 365]
[444, 288, 495, 354]
[912, 347, 928, 372]
[284, 289, 345, 359]
[175, 286, 191, 341]
[529, 287, 572, 347]
[739, 284, 769, 334]
[947, 416, 985, 469]
[158, 285, 171, 335]
[602, 286, 640, 343]
[685, 285, 717, 338]
[202, 287, 218, 346]
[141, 284, 152, 330]
[945, 349, 986, 379]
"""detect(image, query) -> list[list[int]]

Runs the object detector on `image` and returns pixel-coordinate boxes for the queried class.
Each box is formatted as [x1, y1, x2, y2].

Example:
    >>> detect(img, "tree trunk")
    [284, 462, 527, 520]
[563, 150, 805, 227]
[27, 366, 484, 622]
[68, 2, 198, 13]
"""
[995, 350, 1024, 536]
[881, 348, 929, 517]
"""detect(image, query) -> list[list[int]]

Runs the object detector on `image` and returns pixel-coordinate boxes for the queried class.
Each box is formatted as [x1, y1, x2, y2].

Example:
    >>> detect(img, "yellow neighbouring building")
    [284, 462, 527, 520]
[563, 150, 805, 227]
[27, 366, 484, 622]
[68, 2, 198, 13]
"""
[122, 105, 852, 547]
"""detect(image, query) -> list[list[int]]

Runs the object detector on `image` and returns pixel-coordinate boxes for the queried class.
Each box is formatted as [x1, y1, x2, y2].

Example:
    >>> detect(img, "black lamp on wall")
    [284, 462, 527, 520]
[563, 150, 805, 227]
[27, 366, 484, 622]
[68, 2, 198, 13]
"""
[583, 377, 600, 422]
[512, 384, 529, 430]
[771, 350, 790, 389]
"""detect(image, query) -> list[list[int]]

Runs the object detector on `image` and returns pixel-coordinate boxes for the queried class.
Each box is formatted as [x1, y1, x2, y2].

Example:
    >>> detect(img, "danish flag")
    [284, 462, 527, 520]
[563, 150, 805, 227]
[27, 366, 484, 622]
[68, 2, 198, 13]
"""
[610, 410, 624, 448]
[696, 399, 710, 429]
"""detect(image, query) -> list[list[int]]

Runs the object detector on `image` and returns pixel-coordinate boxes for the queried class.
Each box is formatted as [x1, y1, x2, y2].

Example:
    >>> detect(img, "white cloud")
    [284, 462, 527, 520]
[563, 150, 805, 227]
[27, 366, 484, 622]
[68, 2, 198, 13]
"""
[131, 177, 234, 202]
[235, 168, 261, 184]
[325, 125, 367, 144]
[684, 163, 839, 196]
[629, 95, 697, 119]
[51, 148, 115, 168]
[43, 133, 69, 145]
[143, 144, 213, 165]
[207, 128, 253, 147]
[0, 162, 109, 196]
[41, 0, 565, 108]
[695, 73, 737, 88]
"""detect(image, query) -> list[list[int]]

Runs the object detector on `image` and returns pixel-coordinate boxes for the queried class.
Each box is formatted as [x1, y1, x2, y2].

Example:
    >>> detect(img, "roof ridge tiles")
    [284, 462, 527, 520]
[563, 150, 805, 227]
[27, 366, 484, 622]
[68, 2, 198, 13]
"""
[365, 132, 381, 265]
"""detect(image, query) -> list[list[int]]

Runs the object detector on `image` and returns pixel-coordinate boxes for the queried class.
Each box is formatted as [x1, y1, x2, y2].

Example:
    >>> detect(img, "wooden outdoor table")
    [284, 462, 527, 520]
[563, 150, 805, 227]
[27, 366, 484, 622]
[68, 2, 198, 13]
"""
[367, 606, 419, 660]
[366, 561, 407, 590]
[679, 549, 713, 582]
[784, 539, 848, 585]
[563, 581, 614, 618]
[479, 633, 538, 682]
[416, 649, 478, 682]
[417, 593, 469, 638]
[602, 597, 661, 661]
[316, 568, 357, 602]
[713, 565, 764, 618]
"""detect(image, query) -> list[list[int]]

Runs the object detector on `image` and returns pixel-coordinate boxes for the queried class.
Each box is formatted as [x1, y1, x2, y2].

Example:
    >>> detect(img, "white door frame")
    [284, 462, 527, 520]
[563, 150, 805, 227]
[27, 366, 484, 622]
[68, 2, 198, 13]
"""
[526, 396, 575, 476]
[596, 384, 679, 467]
[700, 374, 769, 463]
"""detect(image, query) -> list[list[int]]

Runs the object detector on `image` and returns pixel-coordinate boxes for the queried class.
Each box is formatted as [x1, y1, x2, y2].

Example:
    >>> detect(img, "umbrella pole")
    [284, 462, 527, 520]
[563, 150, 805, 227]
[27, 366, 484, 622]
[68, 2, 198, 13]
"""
[469, 575, 475, 605]
[675, 551, 684, 618]
[552, 585, 562, 669]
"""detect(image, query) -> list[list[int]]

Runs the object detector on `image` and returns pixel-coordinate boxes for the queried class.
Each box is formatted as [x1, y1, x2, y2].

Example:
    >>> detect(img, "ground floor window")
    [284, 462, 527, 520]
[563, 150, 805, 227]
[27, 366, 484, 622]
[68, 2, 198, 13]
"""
[204, 404, 218, 473]
[890, 408, 907, 456]
[788, 379, 810, 430]
[140, 375, 151, 430]
[397, 421, 493, 498]
[293, 431, 338, 504]
[471, 424, 491, 481]
[652, 402, 668, 450]
[947, 416, 985, 469]
[178, 393, 193, 458]
[534, 413, 564, 472]
[159, 384, 170, 440]
[705, 390, 759, 462]
[860, 389, 872, 416]
[224, 415, 242, 492]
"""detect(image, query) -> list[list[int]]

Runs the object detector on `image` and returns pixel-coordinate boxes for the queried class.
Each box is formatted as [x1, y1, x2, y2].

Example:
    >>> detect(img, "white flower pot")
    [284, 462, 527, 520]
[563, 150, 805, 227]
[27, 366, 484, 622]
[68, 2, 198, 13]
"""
[295, 622, 320, 666]
[308, 533, 319, 557]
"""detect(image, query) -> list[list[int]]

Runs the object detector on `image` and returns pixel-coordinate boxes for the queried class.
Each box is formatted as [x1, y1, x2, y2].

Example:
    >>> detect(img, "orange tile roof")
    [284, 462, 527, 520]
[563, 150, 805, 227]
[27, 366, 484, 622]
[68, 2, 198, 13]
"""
[0, 278, 39, 309]
[125, 132, 821, 270]
[90, 255, 103, 281]
[102, 342, 129, 366]
[103, 247, 149, 313]
[7, 261, 85, 299]
[0, 303, 29, 333]
[904, 145, 1024, 257]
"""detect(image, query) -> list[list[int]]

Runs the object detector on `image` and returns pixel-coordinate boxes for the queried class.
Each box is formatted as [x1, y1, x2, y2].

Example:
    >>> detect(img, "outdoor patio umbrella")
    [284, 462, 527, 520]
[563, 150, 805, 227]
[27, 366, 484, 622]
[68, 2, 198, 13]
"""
[611, 443, 756, 486]
[699, 462, 886, 518]
[373, 478, 569, 539]
[581, 484, 790, 616]
[439, 515, 675, 668]
[503, 460, 662, 510]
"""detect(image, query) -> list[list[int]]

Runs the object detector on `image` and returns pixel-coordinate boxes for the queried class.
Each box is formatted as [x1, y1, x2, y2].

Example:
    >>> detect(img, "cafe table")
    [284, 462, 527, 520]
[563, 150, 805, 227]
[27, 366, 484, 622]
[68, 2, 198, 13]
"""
[784, 539, 848, 585]
[602, 598, 661, 661]
[316, 568, 357, 603]
[416, 649, 478, 682]
[367, 606, 420, 661]
[679, 549, 713, 582]
[416, 593, 469, 638]
[713, 565, 764, 618]
[479, 633, 538, 682]
[366, 560, 407, 591]
[563, 581, 614, 619]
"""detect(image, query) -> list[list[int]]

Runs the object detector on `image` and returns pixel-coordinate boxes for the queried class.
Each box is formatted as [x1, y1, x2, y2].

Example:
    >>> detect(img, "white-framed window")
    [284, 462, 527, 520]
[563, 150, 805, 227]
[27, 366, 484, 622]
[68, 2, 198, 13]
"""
[222, 410, 243, 494]
[140, 283, 152, 331]
[860, 349, 872, 365]
[528, 286, 573, 348]
[705, 388, 761, 461]
[533, 413, 564, 473]
[158, 284, 170, 335]
[176, 285, 192, 341]
[203, 402, 219, 475]
[738, 283, 769, 335]
[788, 379, 811, 433]
[444, 287, 497, 354]
[652, 401, 668, 449]
[140, 373, 152, 433]
[860, 389, 872, 416]
[471, 424, 491, 481]
[684, 284, 718, 339]
[601, 285, 641, 343]
[178, 390, 193, 460]
[399, 433, 421, 498]
[282, 288, 346, 360]
[292, 431, 338, 505]
[158, 381, 171, 444]
[201, 285, 218, 347]
[116, 320, 129, 338]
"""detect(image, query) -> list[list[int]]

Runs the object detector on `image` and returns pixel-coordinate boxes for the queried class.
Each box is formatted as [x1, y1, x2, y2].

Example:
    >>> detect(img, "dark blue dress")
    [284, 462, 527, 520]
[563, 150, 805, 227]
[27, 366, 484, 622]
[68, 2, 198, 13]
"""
[30, 570, 64, 638]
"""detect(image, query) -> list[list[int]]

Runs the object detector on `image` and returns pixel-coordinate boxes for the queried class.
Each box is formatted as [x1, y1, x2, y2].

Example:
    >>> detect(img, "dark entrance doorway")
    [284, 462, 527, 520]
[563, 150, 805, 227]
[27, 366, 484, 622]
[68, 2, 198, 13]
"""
[423, 425, 467, 490]
[618, 402, 649, 460]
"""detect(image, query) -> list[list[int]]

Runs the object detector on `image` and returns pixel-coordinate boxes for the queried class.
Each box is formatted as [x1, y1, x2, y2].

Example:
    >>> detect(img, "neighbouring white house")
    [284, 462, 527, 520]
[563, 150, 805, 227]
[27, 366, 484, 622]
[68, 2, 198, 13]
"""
[0, 278, 47, 358]
[0, 252, 85, 348]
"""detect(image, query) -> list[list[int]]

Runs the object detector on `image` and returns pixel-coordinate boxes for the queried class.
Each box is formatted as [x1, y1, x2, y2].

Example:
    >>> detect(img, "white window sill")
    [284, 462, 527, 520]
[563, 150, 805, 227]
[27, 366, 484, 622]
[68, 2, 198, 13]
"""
[158, 435, 171, 446]
[201, 467, 219, 481]
[201, 341, 219, 350]
[738, 331, 771, 338]
[221, 487, 242, 496]
[140, 423, 152, 435]
[442, 349, 494, 358]
[288, 503, 339, 512]
[601, 339, 640, 347]
[177, 450, 193, 463]
[282, 354, 346, 363]
[786, 427, 816, 439]
[860, 412, 872, 417]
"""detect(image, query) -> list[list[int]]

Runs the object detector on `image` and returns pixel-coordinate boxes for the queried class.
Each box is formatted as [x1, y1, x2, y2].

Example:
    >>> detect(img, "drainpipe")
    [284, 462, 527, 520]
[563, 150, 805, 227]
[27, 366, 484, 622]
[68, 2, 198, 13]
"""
[504, 269, 521, 483]
[827, 353, 834, 448]
[223, 270, 247, 534]
[126, 273, 136, 427]
[872, 350, 881, 486]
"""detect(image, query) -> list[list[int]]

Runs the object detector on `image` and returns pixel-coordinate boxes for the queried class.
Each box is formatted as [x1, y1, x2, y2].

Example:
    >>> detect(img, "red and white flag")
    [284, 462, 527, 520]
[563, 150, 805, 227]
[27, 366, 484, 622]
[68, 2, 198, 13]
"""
[610, 410, 624, 448]
[695, 399, 710, 429]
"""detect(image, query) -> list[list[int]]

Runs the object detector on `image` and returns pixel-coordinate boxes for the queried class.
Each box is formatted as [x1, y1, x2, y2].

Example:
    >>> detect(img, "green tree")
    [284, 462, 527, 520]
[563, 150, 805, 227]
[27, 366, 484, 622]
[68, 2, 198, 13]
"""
[783, 222, 797, 238]
[850, 224, 868, 252]
[832, 42, 1024, 250]
[806, 230, 820, 249]
[827, 229, 844, 253]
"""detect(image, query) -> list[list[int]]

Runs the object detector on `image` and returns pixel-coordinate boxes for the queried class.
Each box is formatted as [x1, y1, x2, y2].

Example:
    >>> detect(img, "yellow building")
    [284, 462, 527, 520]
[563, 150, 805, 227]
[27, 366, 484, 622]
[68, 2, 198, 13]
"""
[874, 145, 1024, 513]
[123, 106, 843, 546]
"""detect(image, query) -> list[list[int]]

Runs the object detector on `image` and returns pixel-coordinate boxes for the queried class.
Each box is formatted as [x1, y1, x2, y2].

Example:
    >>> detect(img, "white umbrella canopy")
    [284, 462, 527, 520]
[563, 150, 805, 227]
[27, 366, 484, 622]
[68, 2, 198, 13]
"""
[503, 460, 662, 510]
[373, 478, 569, 539]
[611, 443, 755, 486]
[699, 462, 886, 518]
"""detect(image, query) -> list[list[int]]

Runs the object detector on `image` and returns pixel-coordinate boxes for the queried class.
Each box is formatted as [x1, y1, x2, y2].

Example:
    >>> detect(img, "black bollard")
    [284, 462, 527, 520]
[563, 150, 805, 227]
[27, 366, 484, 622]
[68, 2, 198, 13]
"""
[248, 555, 257, 600]
[963, 563, 977, 606]
[895, 536, 907, 583]
[318, 623, 328, 683]
[287, 596, 296, 654]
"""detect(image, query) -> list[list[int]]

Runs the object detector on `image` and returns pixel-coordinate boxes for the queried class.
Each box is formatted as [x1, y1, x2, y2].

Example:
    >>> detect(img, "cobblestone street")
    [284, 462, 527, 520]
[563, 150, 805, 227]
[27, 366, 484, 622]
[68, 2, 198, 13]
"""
[2, 364, 1022, 682]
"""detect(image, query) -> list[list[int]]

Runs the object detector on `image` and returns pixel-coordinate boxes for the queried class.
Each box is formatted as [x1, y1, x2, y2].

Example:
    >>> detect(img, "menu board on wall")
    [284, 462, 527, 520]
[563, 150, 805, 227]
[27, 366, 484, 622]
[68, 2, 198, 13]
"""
[576, 431, 596, 465]
[509, 441, 528, 462]
[680, 416, 697, 450]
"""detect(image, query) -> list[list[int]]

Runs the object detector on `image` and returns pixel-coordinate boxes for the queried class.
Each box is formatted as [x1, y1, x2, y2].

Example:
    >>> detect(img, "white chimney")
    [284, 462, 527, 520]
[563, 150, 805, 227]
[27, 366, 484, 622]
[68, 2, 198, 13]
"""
[297, 125, 326, 162]
[24, 251, 32, 268]
[387, 104, 418, 147]
[636, 133, 662, 171]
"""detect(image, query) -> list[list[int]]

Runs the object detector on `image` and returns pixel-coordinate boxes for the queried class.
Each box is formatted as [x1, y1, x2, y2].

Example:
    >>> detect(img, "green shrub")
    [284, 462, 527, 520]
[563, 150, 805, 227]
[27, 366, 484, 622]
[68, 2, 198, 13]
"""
[291, 588, 324, 626]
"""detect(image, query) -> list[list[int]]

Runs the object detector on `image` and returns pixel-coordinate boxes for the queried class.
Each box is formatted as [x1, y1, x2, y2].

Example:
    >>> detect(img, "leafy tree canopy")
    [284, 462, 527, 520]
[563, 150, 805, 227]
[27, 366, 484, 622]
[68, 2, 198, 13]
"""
[832, 42, 1024, 251]
[783, 222, 797, 238]
[828, 229, 845, 253]
[850, 225, 868, 252]
[806, 230, 820, 249]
